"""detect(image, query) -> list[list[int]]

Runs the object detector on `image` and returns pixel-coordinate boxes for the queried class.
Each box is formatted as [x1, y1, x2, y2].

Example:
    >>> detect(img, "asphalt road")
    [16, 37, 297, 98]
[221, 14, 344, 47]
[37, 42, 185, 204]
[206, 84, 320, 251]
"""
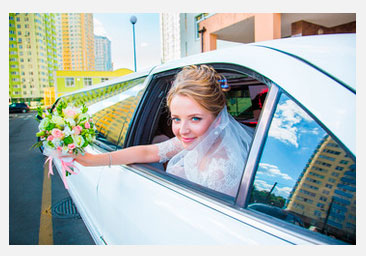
[9, 112, 94, 245]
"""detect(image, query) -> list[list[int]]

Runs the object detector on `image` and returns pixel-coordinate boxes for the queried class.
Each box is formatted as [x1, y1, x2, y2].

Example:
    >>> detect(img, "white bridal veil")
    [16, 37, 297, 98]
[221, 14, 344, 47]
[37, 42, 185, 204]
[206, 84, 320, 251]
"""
[157, 106, 254, 197]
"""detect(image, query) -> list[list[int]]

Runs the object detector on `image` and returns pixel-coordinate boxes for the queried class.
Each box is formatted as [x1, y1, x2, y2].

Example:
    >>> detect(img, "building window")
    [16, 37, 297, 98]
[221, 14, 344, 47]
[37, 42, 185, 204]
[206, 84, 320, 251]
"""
[65, 77, 75, 87]
[101, 78, 109, 82]
[195, 13, 209, 39]
[84, 77, 92, 86]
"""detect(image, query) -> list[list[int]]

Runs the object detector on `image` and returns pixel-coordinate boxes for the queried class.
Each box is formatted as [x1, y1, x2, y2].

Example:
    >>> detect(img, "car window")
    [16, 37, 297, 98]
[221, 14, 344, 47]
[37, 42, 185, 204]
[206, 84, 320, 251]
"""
[247, 92, 356, 244]
[226, 81, 268, 127]
[54, 76, 147, 150]
[92, 77, 147, 149]
[137, 66, 269, 200]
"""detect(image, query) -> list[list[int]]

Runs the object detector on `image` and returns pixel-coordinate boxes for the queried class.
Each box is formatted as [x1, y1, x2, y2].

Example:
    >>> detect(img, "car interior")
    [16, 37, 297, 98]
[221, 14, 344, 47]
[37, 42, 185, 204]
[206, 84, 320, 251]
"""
[147, 68, 269, 148]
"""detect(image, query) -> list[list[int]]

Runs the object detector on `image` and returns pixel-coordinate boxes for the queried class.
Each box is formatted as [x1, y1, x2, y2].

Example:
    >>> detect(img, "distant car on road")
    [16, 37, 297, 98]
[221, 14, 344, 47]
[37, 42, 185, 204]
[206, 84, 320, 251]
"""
[9, 103, 30, 113]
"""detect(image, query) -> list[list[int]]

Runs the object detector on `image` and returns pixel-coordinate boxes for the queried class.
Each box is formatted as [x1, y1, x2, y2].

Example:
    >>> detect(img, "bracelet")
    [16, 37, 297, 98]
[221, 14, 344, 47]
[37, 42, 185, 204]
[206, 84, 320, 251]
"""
[108, 153, 112, 168]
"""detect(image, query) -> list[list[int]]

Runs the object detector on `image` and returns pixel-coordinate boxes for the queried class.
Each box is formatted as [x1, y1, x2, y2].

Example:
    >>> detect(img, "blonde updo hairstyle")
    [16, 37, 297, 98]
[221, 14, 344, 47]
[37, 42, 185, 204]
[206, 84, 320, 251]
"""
[166, 65, 226, 117]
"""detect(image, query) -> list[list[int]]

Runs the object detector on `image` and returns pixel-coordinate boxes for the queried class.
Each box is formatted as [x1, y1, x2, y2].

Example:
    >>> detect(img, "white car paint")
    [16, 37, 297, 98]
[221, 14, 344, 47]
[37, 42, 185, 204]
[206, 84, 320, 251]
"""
[52, 34, 355, 245]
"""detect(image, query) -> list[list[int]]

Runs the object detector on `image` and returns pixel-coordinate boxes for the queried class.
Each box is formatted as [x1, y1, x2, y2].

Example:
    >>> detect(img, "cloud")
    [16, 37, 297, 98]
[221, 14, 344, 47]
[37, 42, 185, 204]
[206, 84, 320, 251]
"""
[94, 18, 108, 37]
[253, 179, 273, 191]
[268, 99, 312, 147]
[274, 186, 293, 198]
[257, 163, 293, 181]
[254, 179, 292, 198]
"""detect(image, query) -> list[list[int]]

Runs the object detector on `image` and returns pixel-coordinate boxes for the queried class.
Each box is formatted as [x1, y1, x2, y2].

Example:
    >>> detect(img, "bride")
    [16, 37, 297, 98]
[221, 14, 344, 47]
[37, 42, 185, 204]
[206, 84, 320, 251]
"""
[75, 65, 254, 197]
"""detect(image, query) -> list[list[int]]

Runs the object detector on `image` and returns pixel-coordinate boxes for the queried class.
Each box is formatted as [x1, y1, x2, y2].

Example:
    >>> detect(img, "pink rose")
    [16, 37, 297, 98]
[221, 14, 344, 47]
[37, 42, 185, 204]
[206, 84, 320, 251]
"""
[73, 125, 82, 135]
[47, 135, 54, 141]
[64, 108, 77, 118]
[84, 122, 90, 129]
[57, 146, 62, 151]
[51, 128, 64, 138]
[68, 144, 76, 150]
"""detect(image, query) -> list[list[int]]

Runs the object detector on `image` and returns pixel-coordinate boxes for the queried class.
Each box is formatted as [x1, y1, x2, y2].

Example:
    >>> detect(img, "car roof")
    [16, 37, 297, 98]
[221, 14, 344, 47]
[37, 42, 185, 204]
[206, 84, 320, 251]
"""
[251, 33, 355, 92]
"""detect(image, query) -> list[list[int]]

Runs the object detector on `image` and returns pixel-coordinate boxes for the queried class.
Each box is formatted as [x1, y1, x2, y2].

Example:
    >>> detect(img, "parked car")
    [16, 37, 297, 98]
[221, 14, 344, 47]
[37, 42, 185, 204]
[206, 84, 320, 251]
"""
[248, 203, 305, 227]
[48, 34, 355, 245]
[9, 102, 30, 113]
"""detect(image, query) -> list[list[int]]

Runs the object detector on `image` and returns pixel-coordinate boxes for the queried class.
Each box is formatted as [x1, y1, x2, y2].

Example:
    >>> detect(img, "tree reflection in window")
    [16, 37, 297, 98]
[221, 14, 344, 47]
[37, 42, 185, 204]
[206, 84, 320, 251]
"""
[248, 93, 356, 244]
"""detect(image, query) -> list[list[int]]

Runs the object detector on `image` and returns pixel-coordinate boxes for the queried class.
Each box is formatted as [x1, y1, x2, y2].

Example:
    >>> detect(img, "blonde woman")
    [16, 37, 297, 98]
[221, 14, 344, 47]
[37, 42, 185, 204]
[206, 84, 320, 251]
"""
[75, 65, 254, 196]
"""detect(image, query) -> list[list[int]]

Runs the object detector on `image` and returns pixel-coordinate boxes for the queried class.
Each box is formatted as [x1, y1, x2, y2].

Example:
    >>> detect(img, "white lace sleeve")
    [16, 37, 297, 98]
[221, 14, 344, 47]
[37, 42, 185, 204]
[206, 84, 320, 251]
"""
[156, 137, 184, 163]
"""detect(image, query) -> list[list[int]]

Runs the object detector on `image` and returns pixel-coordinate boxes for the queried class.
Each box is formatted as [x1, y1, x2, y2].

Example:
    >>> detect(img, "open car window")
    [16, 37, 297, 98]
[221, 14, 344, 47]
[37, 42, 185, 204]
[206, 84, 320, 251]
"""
[130, 64, 270, 202]
[54, 76, 148, 151]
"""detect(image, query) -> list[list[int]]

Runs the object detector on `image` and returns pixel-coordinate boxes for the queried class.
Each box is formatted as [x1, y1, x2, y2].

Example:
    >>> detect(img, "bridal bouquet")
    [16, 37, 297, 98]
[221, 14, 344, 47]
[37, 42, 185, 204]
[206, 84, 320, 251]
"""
[33, 101, 96, 189]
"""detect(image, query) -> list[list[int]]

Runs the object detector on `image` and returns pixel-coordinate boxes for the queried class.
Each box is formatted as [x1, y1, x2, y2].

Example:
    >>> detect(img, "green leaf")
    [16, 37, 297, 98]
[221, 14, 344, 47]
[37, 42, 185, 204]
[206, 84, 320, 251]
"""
[30, 140, 44, 150]
[46, 122, 56, 131]
[63, 136, 73, 145]
[36, 131, 46, 137]
[82, 140, 89, 147]
[82, 104, 88, 114]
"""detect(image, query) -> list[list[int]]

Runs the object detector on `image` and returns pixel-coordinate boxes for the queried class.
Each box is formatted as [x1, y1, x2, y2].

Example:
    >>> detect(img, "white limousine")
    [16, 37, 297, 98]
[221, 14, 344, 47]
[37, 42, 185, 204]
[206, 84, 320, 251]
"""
[47, 33, 355, 245]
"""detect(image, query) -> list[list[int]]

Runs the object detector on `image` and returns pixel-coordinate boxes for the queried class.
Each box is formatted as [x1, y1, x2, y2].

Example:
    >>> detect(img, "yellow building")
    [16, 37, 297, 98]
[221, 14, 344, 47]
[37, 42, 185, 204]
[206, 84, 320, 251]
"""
[287, 136, 355, 240]
[9, 13, 58, 103]
[55, 68, 133, 98]
[55, 13, 95, 71]
[43, 87, 55, 107]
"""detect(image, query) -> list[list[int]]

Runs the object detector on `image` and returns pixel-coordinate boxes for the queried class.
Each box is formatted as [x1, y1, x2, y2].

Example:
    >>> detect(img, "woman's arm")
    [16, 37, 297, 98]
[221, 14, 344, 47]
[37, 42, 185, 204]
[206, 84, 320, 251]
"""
[74, 144, 160, 167]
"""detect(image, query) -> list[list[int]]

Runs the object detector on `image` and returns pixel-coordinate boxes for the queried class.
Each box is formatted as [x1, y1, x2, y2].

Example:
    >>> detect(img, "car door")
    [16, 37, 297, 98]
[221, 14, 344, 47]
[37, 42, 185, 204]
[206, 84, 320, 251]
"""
[52, 73, 152, 242]
[92, 54, 354, 245]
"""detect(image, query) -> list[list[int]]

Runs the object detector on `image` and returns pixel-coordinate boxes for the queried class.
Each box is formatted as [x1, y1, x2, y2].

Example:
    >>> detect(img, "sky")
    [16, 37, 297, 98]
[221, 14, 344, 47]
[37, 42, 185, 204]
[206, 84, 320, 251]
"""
[254, 94, 327, 200]
[93, 13, 161, 72]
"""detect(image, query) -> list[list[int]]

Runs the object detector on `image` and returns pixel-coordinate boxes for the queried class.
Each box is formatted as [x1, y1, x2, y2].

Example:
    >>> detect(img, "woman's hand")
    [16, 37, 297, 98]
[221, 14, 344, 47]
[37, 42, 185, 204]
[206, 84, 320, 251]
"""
[74, 152, 95, 166]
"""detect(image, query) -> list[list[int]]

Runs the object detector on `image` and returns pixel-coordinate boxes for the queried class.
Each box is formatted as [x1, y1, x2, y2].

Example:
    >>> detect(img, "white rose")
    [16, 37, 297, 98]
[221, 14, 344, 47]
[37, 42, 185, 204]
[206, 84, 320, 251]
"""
[39, 117, 50, 130]
[63, 125, 74, 137]
[52, 115, 65, 126]
[52, 138, 62, 147]
[43, 140, 54, 150]
[72, 134, 85, 147]
[65, 118, 76, 127]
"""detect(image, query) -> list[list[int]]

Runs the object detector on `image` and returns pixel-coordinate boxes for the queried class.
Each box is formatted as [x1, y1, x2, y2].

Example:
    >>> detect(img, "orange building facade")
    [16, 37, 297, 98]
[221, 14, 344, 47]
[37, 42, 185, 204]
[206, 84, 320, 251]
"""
[199, 13, 355, 52]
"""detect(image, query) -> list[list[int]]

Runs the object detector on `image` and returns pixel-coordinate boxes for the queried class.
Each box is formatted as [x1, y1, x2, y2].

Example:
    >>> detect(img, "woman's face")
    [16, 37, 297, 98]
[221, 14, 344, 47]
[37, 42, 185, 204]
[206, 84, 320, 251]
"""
[170, 94, 215, 148]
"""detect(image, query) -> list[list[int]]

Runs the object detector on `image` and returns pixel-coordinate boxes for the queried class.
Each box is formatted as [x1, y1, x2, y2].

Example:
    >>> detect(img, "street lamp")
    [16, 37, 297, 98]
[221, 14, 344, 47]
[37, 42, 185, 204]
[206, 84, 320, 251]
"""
[130, 15, 137, 72]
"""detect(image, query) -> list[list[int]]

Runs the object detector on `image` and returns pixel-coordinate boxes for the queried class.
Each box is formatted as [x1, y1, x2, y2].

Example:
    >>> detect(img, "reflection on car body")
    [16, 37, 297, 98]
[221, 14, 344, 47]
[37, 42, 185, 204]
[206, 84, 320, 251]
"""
[48, 34, 355, 245]
[248, 203, 305, 227]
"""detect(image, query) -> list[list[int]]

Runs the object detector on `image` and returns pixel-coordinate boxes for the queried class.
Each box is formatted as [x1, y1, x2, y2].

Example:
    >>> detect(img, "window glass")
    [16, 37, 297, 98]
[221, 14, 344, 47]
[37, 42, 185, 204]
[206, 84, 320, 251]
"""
[224, 73, 268, 128]
[55, 76, 147, 149]
[84, 77, 92, 86]
[248, 93, 355, 244]
[65, 77, 74, 87]
[195, 13, 209, 39]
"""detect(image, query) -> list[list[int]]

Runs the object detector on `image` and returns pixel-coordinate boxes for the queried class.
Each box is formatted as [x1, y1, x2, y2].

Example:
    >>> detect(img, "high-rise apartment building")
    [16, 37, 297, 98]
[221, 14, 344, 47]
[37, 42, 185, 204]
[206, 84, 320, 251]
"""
[287, 135, 355, 241]
[94, 35, 113, 71]
[160, 13, 181, 63]
[55, 13, 95, 71]
[9, 13, 58, 102]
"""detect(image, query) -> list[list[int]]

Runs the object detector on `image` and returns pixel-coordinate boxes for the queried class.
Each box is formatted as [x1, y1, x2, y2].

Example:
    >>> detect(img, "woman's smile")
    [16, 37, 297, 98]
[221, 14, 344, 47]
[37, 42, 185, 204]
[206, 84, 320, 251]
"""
[181, 137, 196, 143]
[169, 94, 215, 148]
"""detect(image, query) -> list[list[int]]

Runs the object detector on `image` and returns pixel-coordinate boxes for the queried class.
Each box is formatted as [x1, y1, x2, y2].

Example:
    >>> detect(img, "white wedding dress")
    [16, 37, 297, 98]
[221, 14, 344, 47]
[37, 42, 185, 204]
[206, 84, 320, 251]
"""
[157, 106, 254, 197]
